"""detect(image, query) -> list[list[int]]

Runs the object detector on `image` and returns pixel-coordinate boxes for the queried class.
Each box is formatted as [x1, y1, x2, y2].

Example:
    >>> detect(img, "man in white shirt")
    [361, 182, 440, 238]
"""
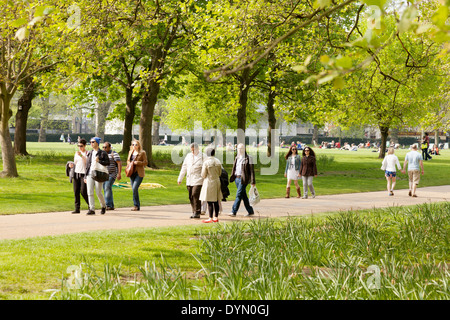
[401, 144, 424, 197]
[178, 143, 206, 218]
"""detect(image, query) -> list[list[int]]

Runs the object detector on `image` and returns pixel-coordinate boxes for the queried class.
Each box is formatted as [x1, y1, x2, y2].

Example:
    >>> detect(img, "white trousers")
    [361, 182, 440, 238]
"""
[86, 175, 106, 210]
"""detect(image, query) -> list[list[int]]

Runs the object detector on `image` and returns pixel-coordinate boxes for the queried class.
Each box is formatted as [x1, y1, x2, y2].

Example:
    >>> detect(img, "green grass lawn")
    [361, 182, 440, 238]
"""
[0, 202, 448, 300]
[1, 142, 449, 214]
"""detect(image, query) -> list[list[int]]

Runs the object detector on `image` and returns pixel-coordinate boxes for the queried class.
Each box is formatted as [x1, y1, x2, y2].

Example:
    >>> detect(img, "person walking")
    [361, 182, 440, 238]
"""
[299, 146, 317, 199]
[381, 147, 401, 196]
[284, 145, 302, 198]
[178, 143, 206, 219]
[69, 138, 89, 213]
[229, 143, 256, 217]
[85, 137, 110, 215]
[127, 139, 148, 211]
[199, 148, 223, 223]
[421, 132, 432, 161]
[401, 144, 424, 197]
[102, 142, 122, 210]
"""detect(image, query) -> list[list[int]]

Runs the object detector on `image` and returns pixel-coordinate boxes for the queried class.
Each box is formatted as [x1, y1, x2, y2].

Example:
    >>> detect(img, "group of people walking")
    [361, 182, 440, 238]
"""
[284, 145, 318, 199]
[67, 137, 147, 215]
[381, 144, 425, 197]
[177, 143, 254, 223]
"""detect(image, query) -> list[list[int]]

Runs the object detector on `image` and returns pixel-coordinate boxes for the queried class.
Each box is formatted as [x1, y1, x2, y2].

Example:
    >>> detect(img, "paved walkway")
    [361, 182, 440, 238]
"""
[1, 185, 449, 240]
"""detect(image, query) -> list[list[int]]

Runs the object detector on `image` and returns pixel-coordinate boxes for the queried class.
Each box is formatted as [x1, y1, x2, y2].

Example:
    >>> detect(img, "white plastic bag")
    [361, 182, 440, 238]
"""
[248, 185, 260, 206]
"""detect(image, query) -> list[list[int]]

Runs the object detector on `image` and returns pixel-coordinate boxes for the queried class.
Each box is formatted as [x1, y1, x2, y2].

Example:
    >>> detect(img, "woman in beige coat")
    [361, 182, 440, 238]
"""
[199, 148, 223, 223]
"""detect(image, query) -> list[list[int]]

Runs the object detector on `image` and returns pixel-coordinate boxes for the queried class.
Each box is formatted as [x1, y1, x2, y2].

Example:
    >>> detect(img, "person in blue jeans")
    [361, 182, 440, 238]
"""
[228, 143, 256, 217]
[102, 142, 122, 210]
[127, 139, 148, 211]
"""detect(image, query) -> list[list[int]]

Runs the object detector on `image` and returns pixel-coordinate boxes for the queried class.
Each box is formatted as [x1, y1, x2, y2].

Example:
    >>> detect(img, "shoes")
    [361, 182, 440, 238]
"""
[390, 191, 394, 196]
[71, 209, 80, 214]
[213, 218, 219, 223]
[190, 214, 200, 219]
[412, 194, 417, 197]
[244, 212, 254, 217]
[311, 194, 315, 198]
[106, 207, 114, 211]
[302, 196, 308, 199]
[408, 191, 412, 196]
[131, 206, 140, 211]
[201, 211, 206, 215]
[202, 219, 213, 223]
[86, 210, 95, 215]
[296, 187, 301, 198]
[101, 207, 106, 215]
[228, 212, 236, 217]
[285, 187, 290, 198]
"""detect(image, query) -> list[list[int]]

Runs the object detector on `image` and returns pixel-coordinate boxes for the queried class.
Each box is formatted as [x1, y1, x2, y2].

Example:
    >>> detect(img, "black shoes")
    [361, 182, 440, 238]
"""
[72, 209, 80, 214]
[190, 214, 201, 219]
[101, 207, 106, 215]
[86, 210, 95, 215]
[106, 207, 114, 211]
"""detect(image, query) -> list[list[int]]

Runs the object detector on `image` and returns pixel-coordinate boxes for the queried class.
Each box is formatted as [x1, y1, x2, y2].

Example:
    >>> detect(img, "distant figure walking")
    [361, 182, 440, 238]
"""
[199, 148, 223, 223]
[69, 138, 89, 213]
[127, 139, 148, 211]
[284, 145, 301, 198]
[421, 132, 432, 161]
[229, 143, 255, 217]
[299, 146, 317, 199]
[402, 144, 424, 197]
[381, 147, 401, 196]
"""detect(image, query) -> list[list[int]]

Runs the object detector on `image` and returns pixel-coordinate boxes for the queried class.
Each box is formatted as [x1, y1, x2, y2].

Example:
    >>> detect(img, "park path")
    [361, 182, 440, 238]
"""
[0, 185, 449, 240]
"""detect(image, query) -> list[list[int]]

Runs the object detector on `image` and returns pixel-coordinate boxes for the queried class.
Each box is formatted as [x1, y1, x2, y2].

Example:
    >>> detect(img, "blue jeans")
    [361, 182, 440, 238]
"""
[231, 178, 254, 215]
[130, 173, 144, 208]
[103, 176, 116, 208]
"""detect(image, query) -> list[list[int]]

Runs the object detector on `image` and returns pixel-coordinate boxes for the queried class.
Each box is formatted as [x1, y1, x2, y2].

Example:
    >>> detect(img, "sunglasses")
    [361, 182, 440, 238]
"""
[132, 144, 138, 146]
[77, 144, 84, 147]
[90, 141, 96, 144]
[305, 149, 310, 152]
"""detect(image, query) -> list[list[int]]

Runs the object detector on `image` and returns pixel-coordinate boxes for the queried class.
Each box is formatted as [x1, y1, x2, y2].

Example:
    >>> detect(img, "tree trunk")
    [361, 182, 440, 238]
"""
[95, 101, 111, 141]
[379, 125, 389, 159]
[121, 87, 139, 156]
[390, 127, 399, 145]
[152, 108, 162, 145]
[237, 69, 252, 146]
[266, 88, 277, 157]
[14, 79, 35, 155]
[38, 98, 50, 143]
[434, 131, 439, 147]
[140, 83, 159, 169]
[0, 94, 19, 177]
[312, 125, 319, 146]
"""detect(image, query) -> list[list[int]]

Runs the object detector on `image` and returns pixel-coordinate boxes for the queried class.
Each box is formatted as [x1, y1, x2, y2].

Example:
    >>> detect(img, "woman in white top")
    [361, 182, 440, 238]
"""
[284, 145, 302, 198]
[69, 138, 89, 213]
[381, 147, 401, 196]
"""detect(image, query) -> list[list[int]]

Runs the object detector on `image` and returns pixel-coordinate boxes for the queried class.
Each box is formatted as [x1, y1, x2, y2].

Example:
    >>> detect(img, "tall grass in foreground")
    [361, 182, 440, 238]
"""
[49, 202, 449, 300]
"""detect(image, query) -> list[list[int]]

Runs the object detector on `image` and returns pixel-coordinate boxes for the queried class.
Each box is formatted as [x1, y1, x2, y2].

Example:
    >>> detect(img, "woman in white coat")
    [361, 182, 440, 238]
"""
[199, 148, 223, 223]
[381, 147, 402, 196]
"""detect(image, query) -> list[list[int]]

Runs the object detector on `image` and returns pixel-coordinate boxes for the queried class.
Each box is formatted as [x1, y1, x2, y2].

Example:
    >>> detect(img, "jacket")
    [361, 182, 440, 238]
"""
[178, 152, 206, 186]
[199, 156, 223, 202]
[285, 155, 301, 174]
[66, 161, 75, 183]
[127, 150, 148, 178]
[230, 153, 255, 186]
[220, 168, 230, 200]
[300, 155, 317, 176]
[85, 149, 110, 176]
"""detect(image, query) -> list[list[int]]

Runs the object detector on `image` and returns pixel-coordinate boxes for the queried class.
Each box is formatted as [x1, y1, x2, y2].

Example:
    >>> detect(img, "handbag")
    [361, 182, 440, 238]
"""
[91, 161, 109, 182]
[125, 161, 136, 177]
[248, 185, 260, 206]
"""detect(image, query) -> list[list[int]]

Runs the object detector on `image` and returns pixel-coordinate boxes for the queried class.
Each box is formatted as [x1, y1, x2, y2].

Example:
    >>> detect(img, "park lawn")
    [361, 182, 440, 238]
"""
[0, 202, 448, 300]
[0, 143, 449, 214]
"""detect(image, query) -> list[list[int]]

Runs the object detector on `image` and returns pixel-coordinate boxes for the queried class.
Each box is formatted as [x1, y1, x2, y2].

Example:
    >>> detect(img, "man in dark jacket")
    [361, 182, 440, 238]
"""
[229, 143, 256, 217]
[84, 137, 110, 215]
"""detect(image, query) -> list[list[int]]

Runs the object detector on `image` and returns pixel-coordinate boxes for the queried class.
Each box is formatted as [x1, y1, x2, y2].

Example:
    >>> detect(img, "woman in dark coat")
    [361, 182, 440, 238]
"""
[299, 146, 317, 199]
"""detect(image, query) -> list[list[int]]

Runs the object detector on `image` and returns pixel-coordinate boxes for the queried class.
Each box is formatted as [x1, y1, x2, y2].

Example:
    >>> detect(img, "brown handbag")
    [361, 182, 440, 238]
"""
[125, 161, 135, 177]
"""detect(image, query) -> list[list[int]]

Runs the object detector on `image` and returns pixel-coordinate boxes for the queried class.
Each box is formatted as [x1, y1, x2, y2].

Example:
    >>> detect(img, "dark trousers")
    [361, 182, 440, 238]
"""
[187, 185, 202, 215]
[73, 173, 89, 210]
[208, 201, 219, 218]
[422, 148, 431, 160]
